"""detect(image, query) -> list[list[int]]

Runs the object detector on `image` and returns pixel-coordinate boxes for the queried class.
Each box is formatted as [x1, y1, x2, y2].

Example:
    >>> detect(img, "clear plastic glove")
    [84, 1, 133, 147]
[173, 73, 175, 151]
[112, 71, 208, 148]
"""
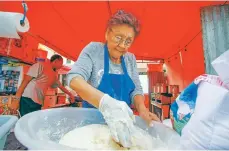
[99, 94, 135, 148]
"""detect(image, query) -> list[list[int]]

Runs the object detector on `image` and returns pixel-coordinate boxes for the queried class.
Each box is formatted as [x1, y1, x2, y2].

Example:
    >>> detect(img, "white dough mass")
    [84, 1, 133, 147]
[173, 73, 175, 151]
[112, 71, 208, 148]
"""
[59, 124, 167, 150]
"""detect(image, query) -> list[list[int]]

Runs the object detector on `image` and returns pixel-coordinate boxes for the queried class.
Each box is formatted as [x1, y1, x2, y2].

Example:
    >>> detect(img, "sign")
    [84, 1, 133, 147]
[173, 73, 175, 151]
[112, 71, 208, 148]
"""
[0, 38, 10, 54]
[35, 49, 48, 62]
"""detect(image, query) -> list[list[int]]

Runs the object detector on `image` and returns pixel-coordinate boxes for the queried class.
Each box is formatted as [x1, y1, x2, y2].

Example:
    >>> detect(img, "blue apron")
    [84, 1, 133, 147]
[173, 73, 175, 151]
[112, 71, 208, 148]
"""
[82, 44, 135, 108]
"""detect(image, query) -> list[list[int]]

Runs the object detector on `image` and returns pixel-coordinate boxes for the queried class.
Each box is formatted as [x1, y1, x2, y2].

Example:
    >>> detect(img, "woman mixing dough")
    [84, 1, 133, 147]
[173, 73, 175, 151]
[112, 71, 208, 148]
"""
[67, 10, 160, 148]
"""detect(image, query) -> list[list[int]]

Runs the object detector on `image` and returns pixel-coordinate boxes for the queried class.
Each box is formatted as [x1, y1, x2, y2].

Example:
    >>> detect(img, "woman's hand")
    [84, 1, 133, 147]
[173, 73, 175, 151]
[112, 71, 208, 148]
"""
[134, 95, 161, 126]
[139, 107, 161, 126]
[99, 94, 135, 148]
[69, 94, 75, 103]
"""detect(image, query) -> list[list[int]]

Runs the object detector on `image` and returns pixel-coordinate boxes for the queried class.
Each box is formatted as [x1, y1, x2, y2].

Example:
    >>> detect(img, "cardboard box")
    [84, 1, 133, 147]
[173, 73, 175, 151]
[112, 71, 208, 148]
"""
[151, 101, 170, 120]
[0, 96, 12, 107]
[156, 95, 171, 104]
[44, 95, 57, 108]
[0, 95, 18, 115]
[45, 88, 57, 95]
[156, 84, 168, 93]
[162, 105, 170, 119]
[57, 95, 66, 104]
[168, 85, 179, 94]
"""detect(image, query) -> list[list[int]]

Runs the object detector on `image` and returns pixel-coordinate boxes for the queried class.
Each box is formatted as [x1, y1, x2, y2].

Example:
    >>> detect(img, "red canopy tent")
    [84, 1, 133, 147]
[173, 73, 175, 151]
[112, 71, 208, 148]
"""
[0, 1, 224, 60]
[0, 1, 226, 90]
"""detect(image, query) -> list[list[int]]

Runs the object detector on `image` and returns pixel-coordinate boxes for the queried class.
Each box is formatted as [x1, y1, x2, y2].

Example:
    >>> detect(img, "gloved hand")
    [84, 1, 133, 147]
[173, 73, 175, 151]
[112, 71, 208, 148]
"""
[99, 94, 135, 148]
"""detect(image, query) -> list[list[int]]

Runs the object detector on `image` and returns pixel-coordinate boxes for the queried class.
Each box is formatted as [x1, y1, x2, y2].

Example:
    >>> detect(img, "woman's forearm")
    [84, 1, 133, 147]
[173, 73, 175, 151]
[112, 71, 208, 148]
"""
[134, 95, 147, 112]
[69, 77, 104, 108]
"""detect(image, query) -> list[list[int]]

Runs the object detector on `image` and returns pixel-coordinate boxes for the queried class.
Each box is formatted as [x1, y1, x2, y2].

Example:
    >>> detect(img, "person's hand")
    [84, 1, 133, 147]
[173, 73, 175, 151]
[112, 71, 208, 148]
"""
[139, 107, 161, 127]
[69, 94, 75, 103]
[10, 96, 20, 110]
[99, 94, 135, 148]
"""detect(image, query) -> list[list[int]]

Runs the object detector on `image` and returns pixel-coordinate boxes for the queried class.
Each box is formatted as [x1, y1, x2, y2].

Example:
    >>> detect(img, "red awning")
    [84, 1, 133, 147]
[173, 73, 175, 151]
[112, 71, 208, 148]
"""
[0, 1, 225, 61]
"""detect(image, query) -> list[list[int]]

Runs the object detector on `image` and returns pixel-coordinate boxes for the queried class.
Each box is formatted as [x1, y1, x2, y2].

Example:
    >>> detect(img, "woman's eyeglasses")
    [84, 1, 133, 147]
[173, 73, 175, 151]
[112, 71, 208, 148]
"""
[112, 36, 132, 47]
[109, 29, 133, 47]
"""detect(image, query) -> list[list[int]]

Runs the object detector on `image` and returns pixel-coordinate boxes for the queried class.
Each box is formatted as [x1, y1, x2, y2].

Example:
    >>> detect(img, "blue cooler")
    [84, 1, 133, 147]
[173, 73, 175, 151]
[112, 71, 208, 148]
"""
[0, 115, 18, 149]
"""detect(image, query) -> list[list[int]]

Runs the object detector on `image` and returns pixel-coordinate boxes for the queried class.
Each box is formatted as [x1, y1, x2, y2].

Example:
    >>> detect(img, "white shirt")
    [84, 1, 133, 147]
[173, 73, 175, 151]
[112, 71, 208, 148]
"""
[22, 61, 59, 105]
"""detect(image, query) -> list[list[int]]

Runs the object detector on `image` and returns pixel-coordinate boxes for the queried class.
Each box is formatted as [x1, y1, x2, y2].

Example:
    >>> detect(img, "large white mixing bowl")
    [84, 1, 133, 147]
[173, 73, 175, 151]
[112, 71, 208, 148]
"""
[14, 107, 180, 150]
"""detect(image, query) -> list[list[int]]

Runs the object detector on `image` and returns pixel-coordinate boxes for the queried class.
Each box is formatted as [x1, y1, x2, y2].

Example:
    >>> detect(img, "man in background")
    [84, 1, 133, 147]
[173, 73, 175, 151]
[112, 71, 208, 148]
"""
[10, 54, 75, 116]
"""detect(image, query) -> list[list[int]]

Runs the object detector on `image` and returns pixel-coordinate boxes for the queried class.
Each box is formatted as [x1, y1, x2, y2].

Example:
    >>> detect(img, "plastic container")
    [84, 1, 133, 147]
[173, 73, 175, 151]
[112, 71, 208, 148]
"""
[0, 115, 18, 150]
[14, 107, 181, 150]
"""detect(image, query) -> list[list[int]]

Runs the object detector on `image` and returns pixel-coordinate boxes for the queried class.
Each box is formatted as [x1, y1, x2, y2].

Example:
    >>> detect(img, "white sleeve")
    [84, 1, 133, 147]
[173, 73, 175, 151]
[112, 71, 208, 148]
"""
[27, 63, 43, 78]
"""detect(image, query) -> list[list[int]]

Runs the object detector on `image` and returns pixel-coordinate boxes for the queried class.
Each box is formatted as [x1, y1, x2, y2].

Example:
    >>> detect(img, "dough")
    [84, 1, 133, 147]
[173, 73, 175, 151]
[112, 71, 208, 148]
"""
[59, 124, 166, 150]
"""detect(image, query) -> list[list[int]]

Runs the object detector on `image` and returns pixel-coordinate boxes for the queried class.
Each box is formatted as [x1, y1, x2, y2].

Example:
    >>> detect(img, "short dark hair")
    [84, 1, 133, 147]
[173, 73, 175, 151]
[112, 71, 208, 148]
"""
[50, 54, 63, 62]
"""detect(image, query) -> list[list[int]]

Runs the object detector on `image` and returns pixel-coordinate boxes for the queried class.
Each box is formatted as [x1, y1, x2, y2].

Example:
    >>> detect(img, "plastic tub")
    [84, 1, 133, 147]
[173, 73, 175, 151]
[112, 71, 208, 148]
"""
[0, 115, 18, 150]
[14, 107, 180, 150]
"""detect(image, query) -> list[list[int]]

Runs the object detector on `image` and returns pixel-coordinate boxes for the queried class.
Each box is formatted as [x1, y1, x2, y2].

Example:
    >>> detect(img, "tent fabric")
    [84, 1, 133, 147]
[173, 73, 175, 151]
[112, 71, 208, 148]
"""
[165, 32, 206, 90]
[1, 1, 227, 91]
[0, 1, 225, 61]
[147, 64, 163, 72]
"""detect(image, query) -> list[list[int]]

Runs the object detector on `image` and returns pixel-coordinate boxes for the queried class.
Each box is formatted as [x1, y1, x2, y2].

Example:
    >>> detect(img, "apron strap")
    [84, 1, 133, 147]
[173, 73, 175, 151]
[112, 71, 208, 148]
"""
[121, 56, 128, 75]
[104, 44, 109, 74]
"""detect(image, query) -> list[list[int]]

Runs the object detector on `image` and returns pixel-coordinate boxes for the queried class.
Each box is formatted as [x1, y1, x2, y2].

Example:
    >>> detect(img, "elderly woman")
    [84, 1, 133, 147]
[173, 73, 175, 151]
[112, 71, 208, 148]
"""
[67, 10, 160, 148]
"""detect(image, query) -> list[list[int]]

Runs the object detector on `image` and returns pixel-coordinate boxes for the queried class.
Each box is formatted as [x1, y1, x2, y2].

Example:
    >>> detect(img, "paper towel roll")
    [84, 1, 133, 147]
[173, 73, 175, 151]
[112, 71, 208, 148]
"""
[0, 11, 30, 39]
